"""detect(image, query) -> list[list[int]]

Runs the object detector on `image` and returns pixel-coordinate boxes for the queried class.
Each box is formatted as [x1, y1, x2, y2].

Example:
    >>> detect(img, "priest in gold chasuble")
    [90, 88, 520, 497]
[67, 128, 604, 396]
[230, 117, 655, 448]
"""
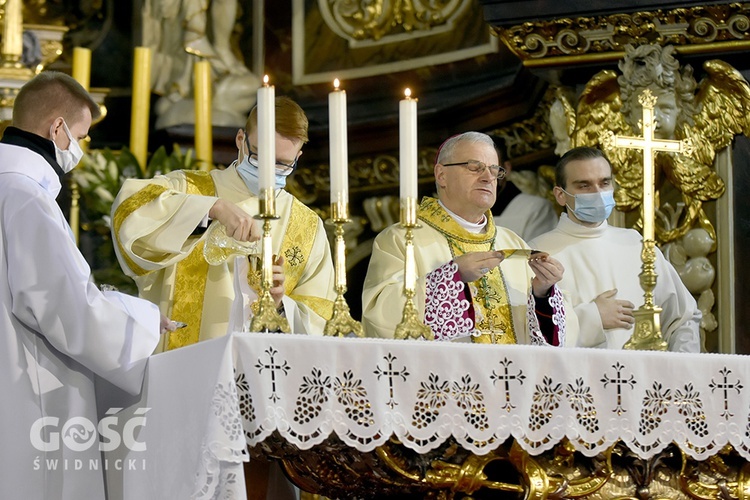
[112, 97, 335, 351]
[363, 132, 572, 346]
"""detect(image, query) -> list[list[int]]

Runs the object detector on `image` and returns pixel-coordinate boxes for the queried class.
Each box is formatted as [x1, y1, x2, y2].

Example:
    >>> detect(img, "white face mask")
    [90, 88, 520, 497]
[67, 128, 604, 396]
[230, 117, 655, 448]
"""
[51, 120, 84, 174]
[562, 188, 616, 223]
[235, 156, 292, 195]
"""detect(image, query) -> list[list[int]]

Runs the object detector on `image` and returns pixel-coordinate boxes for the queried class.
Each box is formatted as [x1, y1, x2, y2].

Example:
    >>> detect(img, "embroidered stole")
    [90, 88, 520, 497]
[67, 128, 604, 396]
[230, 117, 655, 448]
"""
[418, 197, 517, 344]
[169, 171, 215, 349]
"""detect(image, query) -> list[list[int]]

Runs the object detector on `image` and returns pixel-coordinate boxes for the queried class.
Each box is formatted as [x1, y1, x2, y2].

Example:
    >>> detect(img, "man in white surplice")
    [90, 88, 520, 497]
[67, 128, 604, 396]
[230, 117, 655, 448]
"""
[0, 72, 162, 499]
[530, 146, 701, 352]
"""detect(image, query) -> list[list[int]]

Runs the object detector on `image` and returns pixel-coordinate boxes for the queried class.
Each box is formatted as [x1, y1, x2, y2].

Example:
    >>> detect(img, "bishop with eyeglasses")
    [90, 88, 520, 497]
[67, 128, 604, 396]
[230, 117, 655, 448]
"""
[363, 131, 573, 346]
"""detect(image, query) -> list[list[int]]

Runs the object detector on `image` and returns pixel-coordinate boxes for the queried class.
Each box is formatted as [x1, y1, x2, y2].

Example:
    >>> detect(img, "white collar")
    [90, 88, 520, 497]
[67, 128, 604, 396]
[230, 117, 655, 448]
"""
[557, 212, 609, 238]
[439, 200, 487, 234]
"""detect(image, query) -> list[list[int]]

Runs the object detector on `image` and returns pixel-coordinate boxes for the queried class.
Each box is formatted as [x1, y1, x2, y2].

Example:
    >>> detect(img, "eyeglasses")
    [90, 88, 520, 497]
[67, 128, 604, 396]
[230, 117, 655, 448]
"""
[245, 136, 298, 175]
[442, 160, 506, 179]
[247, 154, 297, 176]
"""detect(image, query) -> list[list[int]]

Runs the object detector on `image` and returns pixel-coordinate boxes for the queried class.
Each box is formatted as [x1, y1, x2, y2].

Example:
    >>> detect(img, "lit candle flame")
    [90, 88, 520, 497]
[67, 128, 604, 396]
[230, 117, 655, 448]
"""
[334, 78, 340, 90]
[404, 88, 411, 98]
[263, 74, 269, 86]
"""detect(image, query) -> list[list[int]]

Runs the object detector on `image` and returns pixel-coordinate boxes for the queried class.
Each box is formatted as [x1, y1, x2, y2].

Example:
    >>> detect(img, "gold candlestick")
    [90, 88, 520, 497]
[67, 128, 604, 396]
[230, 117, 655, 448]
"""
[70, 178, 80, 245]
[324, 201, 364, 337]
[600, 89, 692, 351]
[624, 240, 664, 350]
[249, 187, 290, 333]
[2, 0, 22, 67]
[70, 46, 91, 247]
[395, 197, 433, 341]
[0, 0, 31, 78]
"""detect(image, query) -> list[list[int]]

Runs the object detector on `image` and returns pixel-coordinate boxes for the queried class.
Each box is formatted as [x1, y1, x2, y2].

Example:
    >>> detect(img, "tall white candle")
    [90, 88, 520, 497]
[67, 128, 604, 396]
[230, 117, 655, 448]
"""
[399, 88, 418, 203]
[329, 78, 348, 210]
[257, 75, 275, 193]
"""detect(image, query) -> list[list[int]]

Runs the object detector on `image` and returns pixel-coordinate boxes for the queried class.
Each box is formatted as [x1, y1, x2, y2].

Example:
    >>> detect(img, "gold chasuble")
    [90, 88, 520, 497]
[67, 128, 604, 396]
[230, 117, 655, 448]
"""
[418, 197, 516, 344]
[362, 197, 569, 346]
[111, 165, 336, 351]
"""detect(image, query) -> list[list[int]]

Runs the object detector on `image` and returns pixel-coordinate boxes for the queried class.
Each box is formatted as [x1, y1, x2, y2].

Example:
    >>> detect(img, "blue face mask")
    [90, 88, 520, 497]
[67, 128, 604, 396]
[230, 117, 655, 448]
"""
[563, 189, 615, 223]
[235, 156, 291, 195]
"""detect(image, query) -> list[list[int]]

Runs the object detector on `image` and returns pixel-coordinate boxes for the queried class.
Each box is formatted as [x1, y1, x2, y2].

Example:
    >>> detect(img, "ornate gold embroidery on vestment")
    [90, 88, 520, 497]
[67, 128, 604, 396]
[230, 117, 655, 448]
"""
[418, 197, 516, 344]
[170, 170, 215, 350]
[285, 246, 304, 266]
[112, 184, 168, 276]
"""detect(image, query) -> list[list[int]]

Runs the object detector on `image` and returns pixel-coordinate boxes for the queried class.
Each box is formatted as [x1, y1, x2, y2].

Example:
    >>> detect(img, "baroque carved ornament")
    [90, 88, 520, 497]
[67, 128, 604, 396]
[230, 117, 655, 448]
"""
[319, 0, 471, 45]
[495, 4, 750, 66]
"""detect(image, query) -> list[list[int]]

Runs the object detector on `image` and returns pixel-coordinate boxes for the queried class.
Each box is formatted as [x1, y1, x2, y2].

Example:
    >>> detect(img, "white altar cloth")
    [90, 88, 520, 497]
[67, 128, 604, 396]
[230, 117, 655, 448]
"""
[106, 332, 750, 500]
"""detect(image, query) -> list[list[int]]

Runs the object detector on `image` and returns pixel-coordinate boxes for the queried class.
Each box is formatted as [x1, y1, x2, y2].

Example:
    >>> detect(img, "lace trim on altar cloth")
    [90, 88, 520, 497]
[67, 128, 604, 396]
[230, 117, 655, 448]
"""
[424, 261, 474, 341]
[230, 333, 750, 465]
[192, 381, 248, 500]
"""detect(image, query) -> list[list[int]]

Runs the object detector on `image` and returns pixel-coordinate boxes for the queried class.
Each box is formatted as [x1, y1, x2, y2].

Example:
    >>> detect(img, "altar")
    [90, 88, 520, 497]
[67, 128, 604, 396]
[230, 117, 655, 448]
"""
[104, 332, 750, 499]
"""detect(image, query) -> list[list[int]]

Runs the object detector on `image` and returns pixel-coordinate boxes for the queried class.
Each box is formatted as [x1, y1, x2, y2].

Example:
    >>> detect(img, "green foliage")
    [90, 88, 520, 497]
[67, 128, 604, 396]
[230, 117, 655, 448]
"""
[73, 145, 197, 230]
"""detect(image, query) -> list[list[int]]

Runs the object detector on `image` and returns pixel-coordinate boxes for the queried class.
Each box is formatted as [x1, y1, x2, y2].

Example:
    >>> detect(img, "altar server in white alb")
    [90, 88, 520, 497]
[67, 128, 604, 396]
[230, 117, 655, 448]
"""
[530, 146, 701, 352]
[0, 72, 162, 499]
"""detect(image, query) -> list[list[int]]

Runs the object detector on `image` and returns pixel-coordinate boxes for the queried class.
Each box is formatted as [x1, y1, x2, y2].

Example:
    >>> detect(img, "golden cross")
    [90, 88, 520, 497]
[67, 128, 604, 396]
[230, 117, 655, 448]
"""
[599, 88, 693, 351]
[600, 89, 691, 241]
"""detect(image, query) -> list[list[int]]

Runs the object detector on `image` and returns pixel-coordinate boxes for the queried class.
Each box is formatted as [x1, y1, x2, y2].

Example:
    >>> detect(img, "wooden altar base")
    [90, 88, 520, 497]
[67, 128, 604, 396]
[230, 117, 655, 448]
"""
[252, 434, 750, 499]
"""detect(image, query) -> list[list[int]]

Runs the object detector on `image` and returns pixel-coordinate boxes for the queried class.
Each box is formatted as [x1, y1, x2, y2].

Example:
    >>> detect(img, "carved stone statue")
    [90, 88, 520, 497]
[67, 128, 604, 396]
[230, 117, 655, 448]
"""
[142, 0, 261, 129]
[553, 44, 750, 245]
